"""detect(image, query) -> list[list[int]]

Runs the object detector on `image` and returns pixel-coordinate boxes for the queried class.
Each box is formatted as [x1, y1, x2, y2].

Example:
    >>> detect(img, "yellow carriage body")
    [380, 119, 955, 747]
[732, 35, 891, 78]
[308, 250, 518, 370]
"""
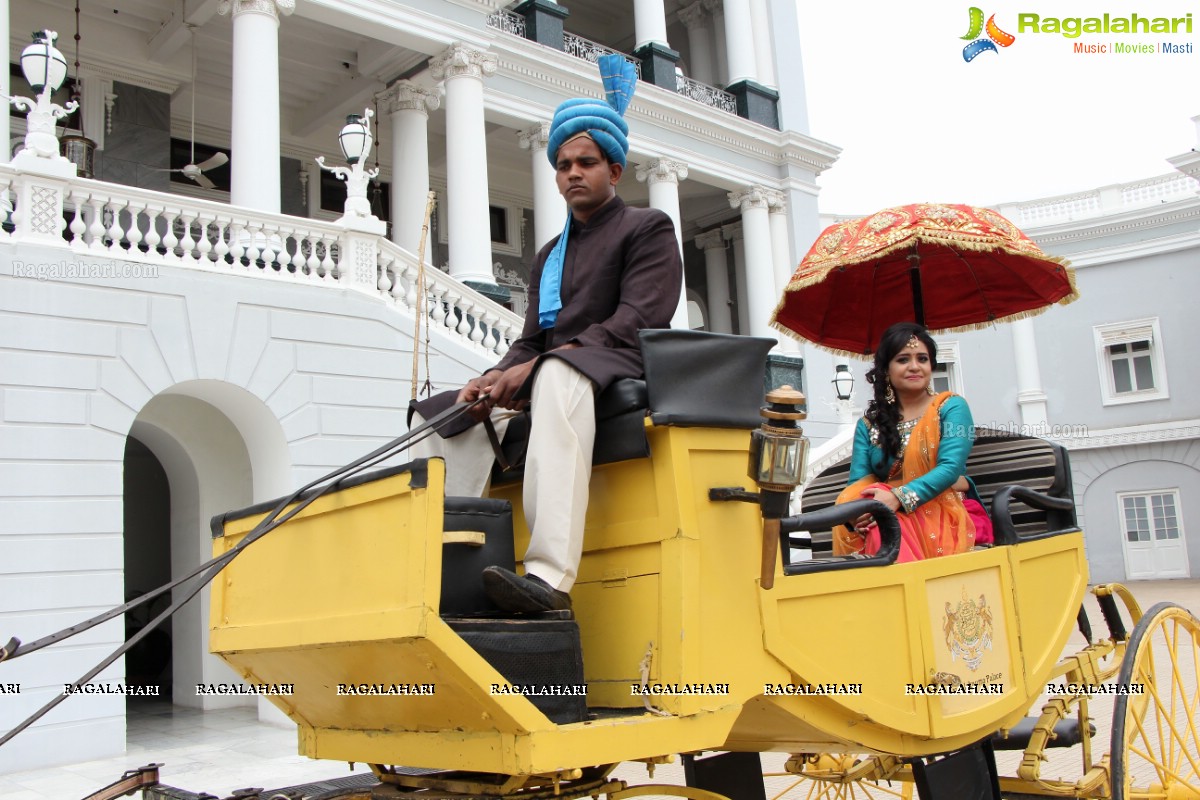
[210, 421, 1087, 776]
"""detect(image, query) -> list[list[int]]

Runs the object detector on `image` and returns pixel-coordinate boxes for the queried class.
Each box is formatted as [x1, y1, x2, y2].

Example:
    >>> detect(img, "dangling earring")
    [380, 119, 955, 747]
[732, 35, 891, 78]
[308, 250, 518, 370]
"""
[925, 383, 936, 396]
[885, 383, 896, 404]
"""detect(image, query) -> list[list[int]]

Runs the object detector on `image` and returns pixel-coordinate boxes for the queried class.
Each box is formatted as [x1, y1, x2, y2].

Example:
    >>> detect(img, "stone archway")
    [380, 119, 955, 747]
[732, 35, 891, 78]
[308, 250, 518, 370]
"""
[126, 381, 291, 718]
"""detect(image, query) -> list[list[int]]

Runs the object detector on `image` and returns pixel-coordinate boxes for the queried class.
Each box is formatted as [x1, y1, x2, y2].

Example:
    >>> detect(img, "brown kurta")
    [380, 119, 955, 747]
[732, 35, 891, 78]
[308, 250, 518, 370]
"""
[494, 195, 682, 397]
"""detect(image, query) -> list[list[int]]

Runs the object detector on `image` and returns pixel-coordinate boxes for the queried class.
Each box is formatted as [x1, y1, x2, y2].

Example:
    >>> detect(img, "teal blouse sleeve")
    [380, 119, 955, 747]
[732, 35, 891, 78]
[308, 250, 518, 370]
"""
[894, 396, 975, 511]
[847, 418, 873, 483]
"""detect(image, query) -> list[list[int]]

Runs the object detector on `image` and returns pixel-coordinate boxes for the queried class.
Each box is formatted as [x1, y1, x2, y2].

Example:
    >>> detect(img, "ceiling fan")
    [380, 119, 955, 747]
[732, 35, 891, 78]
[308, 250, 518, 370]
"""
[162, 23, 228, 190]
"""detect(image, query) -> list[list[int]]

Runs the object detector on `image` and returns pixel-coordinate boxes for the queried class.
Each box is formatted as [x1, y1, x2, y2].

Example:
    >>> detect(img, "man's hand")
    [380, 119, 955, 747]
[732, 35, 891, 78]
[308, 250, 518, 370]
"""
[458, 370, 501, 420]
[488, 361, 537, 410]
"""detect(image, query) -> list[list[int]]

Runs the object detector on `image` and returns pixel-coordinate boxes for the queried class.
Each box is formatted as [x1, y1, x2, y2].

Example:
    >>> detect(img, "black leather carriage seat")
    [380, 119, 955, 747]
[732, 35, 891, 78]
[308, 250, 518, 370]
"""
[795, 428, 1078, 553]
[490, 329, 776, 485]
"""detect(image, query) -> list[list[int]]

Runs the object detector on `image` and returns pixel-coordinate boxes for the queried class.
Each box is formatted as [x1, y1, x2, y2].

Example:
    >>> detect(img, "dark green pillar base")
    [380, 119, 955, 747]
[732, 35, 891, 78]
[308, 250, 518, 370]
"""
[513, 0, 570, 50]
[764, 353, 805, 400]
[464, 280, 512, 306]
[727, 79, 780, 129]
[633, 42, 681, 91]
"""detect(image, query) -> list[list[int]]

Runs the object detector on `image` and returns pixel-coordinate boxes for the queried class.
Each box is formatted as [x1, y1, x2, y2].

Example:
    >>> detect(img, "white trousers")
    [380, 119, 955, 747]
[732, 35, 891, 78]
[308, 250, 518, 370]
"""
[412, 359, 596, 592]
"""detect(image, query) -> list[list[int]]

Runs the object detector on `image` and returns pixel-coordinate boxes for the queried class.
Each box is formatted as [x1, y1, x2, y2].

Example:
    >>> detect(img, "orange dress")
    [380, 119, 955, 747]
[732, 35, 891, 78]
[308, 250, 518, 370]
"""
[832, 393, 976, 561]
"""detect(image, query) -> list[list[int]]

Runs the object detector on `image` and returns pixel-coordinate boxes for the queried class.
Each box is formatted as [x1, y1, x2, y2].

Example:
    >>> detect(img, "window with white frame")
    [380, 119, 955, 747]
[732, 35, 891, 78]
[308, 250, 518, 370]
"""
[1094, 319, 1168, 405]
[1120, 490, 1182, 543]
[931, 339, 962, 395]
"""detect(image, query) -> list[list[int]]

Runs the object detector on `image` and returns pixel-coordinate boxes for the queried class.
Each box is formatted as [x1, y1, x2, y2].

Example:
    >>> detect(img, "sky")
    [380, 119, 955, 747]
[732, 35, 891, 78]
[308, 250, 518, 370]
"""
[793, 0, 1200, 215]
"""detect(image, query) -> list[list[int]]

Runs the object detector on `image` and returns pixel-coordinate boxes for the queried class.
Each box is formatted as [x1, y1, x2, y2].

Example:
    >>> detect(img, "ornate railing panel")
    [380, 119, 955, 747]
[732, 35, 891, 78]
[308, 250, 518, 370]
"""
[562, 33, 642, 78]
[486, 9, 526, 38]
[676, 76, 737, 115]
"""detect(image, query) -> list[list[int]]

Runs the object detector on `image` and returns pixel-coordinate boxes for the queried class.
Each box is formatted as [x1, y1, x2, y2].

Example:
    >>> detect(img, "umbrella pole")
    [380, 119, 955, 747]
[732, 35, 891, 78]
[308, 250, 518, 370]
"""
[907, 247, 925, 326]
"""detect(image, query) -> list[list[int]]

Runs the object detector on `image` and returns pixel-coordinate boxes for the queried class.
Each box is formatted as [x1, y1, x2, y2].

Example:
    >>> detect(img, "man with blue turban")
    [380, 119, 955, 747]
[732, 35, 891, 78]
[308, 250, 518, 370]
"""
[412, 56, 683, 613]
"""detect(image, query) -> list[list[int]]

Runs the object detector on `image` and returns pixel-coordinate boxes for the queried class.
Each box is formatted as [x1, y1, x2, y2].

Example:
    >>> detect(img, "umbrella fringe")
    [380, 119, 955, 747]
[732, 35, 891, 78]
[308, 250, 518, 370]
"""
[779, 232, 1077, 298]
[769, 286, 1081, 359]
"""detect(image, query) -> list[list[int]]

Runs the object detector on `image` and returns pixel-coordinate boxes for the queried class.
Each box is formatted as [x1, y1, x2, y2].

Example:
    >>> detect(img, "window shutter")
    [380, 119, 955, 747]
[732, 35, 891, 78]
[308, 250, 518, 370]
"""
[1100, 324, 1153, 348]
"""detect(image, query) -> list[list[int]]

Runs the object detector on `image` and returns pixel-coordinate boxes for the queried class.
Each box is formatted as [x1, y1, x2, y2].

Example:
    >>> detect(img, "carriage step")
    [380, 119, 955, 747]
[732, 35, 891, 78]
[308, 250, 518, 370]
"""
[990, 717, 1094, 750]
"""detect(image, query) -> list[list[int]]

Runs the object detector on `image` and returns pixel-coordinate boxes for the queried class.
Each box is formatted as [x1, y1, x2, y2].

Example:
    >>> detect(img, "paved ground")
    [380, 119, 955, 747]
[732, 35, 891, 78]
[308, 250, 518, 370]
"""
[2, 579, 1198, 800]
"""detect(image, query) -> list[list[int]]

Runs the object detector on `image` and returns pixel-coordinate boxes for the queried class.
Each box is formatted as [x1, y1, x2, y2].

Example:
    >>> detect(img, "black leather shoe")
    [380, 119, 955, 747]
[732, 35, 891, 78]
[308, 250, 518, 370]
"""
[482, 566, 572, 613]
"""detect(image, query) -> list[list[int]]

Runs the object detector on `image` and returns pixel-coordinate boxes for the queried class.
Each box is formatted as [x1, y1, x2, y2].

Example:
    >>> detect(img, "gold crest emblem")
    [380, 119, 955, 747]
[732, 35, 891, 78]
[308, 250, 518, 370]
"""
[943, 588, 994, 671]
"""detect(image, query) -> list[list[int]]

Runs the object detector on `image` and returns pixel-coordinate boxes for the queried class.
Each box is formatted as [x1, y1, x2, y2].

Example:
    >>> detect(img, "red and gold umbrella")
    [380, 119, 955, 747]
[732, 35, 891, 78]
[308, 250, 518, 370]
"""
[770, 203, 1079, 357]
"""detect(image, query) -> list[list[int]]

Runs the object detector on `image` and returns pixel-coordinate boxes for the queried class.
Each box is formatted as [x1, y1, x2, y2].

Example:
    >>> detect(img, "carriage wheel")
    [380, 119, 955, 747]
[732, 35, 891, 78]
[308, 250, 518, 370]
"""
[764, 755, 912, 800]
[1110, 602, 1200, 800]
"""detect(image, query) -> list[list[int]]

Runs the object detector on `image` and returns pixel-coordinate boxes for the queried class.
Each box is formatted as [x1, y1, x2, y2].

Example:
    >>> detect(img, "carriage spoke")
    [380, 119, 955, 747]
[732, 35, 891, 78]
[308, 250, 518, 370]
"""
[1115, 604, 1200, 800]
[1140, 651, 1200, 782]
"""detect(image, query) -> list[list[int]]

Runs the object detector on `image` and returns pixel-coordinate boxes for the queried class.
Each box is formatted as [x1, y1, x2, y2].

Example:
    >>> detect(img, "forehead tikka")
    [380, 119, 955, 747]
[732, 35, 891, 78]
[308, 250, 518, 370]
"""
[905, 335, 921, 349]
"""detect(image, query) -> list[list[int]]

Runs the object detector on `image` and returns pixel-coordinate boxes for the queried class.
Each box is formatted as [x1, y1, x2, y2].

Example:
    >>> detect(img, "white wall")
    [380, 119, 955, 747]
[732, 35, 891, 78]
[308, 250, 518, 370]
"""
[0, 241, 496, 772]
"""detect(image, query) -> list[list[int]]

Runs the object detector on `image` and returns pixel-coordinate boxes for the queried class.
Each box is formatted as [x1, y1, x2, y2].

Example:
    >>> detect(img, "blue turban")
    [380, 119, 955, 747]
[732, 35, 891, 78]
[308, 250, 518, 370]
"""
[546, 98, 630, 169]
[539, 55, 638, 329]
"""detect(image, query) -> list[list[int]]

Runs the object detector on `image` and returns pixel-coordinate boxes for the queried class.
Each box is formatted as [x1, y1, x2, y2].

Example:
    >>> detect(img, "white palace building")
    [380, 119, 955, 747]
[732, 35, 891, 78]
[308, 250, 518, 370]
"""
[0, 0, 1196, 775]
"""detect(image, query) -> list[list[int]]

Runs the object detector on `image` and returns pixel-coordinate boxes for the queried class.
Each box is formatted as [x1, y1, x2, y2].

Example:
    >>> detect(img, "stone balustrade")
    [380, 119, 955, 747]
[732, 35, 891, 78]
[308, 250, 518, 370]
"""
[0, 164, 522, 358]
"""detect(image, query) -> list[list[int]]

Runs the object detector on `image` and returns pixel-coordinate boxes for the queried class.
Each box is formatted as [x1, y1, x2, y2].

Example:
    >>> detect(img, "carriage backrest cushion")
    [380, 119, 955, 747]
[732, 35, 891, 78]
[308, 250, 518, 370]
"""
[640, 329, 776, 429]
[799, 427, 1074, 538]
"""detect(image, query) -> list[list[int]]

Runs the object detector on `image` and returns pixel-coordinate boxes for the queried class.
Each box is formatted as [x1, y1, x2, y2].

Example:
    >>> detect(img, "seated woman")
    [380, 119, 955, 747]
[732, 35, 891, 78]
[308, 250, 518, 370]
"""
[833, 322, 991, 562]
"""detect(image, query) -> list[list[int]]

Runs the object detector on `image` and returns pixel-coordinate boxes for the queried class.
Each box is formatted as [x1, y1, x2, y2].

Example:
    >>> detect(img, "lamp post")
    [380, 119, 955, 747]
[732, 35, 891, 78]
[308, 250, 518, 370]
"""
[832, 363, 855, 401]
[316, 109, 381, 222]
[316, 107, 386, 293]
[826, 362, 860, 430]
[9, 31, 78, 174]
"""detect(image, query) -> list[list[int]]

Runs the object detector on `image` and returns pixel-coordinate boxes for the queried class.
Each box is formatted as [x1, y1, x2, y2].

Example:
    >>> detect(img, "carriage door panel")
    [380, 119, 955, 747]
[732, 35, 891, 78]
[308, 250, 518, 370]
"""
[921, 559, 1029, 738]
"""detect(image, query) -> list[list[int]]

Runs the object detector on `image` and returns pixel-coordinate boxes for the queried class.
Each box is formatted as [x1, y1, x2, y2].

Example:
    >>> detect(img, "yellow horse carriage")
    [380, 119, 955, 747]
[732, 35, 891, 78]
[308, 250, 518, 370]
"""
[207, 329, 1199, 800]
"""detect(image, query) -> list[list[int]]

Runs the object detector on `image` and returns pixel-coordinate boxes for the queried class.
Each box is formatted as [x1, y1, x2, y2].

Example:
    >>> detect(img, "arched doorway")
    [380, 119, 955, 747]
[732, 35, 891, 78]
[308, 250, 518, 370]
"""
[122, 437, 173, 700]
[124, 381, 291, 718]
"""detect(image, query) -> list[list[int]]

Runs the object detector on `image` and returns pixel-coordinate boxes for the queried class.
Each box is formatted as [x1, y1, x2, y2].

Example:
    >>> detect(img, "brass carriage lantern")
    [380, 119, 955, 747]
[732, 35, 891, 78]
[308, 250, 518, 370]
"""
[749, 385, 808, 590]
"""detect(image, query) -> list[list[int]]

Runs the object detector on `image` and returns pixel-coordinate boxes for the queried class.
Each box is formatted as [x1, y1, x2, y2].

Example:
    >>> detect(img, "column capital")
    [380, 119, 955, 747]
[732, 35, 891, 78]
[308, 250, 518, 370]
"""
[379, 81, 441, 116]
[721, 221, 743, 240]
[518, 121, 552, 152]
[695, 229, 725, 251]
[701, 0, 723, 15]
[217, 0, 294, 19]
[763, 188, 787, 214]
[431, 44, 498, 82]
[728, 185, 772, 212]
[635, 158, 689, 185]
[678, 1, 708, 29]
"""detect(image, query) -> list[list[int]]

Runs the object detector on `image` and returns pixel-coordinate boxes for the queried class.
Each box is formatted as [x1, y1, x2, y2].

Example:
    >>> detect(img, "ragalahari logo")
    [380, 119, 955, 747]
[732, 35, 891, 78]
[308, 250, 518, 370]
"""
[961, 7, 1016, 61]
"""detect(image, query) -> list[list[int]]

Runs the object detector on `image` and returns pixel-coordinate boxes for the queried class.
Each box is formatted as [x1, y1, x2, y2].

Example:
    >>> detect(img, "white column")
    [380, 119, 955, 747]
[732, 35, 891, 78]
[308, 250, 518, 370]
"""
[1011, 318, 1049, 428]
[382, 81, 440, 255]
[636, 158, 690, 329]
[718, 0, 758, 85]
[218, 0, 292, 213]
[729, 186, 777, 340]
[634, 0, 670, 49]
[518, 122, 566, 252]
[678, 2, 714, 85]
[303, 159, 321, 217]
[766, 190, 798, 351]
[696, 230, 732, 333]
[431, 43, 498, 286]
[748, 0, 776, 88]
[0, 2, 10, 163]
[703, 0, 729, 86]
[723, 222, 749, 334]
